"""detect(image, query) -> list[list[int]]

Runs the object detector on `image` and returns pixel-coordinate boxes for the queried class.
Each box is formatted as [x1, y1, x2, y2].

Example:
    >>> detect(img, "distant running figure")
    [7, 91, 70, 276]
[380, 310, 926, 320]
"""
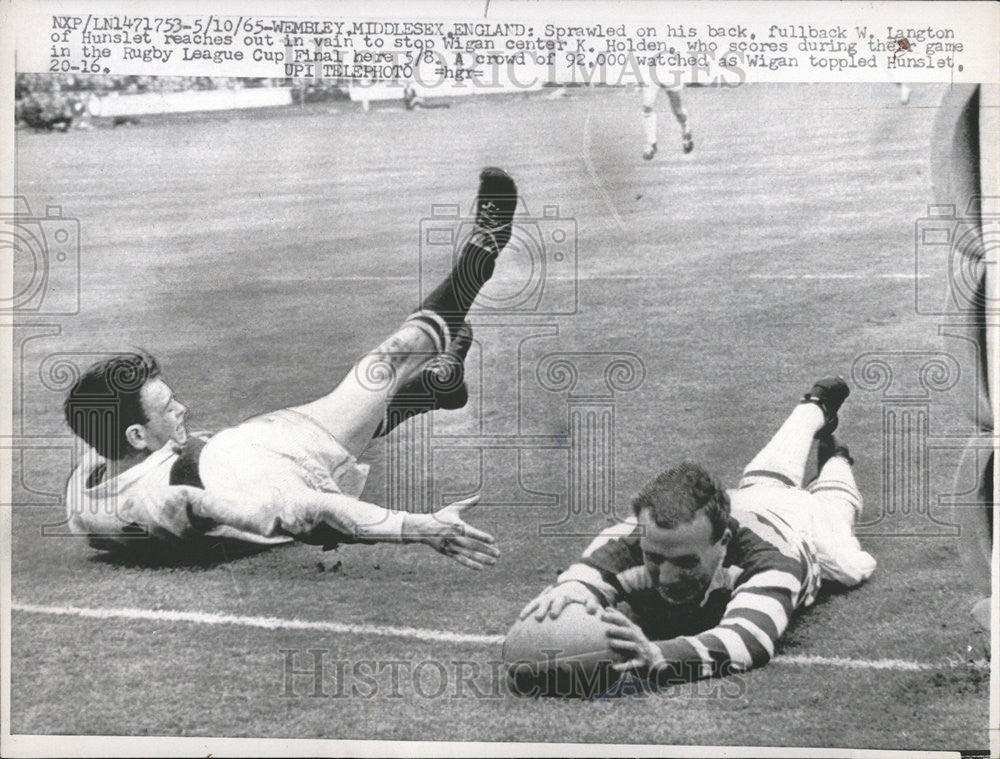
[403, 83, 450, 111]
[641, 80, 693, 160]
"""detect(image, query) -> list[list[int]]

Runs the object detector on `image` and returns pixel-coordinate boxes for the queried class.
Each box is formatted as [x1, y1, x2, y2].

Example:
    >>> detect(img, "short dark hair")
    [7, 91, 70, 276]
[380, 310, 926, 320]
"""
[632, 462, 731, 542]
[63, 352, 161, 460]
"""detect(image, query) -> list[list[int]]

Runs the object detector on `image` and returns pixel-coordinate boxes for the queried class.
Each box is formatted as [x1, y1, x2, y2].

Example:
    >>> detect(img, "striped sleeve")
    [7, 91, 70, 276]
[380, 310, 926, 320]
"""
[652, 573, 800, 683]
[556, 519, 644, 605]
[651, 518, 812, 684]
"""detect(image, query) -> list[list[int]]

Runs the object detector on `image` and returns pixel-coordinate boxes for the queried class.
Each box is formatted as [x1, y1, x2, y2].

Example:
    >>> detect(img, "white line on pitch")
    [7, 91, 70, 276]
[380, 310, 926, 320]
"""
[259, 275, 417, 282]
[254, 274, 930, 283]
[582, 110, 627, 234]
[12, 602, 986, 672]
[12, 602, 501, 646]
[747, 273, 930, 280]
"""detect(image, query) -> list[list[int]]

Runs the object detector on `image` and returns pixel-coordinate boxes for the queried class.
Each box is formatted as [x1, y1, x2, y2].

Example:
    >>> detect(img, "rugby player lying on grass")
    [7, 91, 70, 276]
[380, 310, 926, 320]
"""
[62, 168, 517, 570]
[510, 377, 876, 689]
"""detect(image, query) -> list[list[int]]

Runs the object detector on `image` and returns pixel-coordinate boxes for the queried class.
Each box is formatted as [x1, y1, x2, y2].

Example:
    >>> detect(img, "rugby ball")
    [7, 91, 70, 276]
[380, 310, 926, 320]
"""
[502, 602, 621, 698]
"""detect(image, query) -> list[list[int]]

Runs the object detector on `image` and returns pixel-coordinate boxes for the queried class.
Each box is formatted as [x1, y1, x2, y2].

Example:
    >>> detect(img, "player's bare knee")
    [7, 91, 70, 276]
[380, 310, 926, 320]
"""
[371, 325, 438, 363]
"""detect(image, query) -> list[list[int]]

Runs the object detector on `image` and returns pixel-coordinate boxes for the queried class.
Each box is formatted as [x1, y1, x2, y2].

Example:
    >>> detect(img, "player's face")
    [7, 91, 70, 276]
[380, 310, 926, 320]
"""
[137, 378, 189, 451]
[638, 509, 730, 605]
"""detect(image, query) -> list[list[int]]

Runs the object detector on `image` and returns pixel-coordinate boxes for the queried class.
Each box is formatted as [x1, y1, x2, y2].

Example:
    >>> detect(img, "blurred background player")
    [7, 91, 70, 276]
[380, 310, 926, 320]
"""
[511, 377, 875, 691]
[932, 84, 998, 631]
[640, 79, 693, 160]
[403, 82, 450, 111]
[62, 168, 518, 570]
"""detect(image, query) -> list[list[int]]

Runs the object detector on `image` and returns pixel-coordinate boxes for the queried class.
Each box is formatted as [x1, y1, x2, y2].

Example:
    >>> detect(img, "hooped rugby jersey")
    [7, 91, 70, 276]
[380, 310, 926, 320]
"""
[557, 508, 822, 682]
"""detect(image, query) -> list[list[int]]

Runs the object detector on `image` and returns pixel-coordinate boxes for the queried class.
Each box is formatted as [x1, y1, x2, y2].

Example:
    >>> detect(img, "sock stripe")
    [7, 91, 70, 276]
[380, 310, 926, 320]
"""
[405, 311, 451, 353]
[808, 484, 861, 499]
[741, 470, 797, 488]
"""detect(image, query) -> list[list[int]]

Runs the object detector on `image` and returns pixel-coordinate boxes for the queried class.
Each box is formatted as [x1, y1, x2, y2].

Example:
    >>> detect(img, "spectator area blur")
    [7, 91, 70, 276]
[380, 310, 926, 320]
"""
[15, 74, 347, 130]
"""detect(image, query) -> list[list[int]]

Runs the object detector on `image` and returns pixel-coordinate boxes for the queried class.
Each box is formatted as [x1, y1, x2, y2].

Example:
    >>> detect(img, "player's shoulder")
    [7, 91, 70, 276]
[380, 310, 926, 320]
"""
[581, 516, 641, 556]
[727, 509, 808, 572]
[727, 511, 814, 595]
[170, 435, 211, 488]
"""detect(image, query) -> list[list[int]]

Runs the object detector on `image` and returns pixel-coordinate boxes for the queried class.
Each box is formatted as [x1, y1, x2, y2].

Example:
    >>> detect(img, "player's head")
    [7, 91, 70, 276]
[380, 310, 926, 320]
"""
[631, 462, 732, 604]
[63, 351, 188, 460]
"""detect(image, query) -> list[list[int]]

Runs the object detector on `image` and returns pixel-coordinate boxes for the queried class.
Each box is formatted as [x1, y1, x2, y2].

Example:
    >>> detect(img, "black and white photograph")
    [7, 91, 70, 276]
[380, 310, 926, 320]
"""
[3, 1, 998, 755]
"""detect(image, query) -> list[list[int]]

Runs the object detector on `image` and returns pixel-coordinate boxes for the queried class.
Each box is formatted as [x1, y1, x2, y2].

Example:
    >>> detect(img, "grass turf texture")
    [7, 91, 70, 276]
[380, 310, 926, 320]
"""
[10, 83, 989, 749]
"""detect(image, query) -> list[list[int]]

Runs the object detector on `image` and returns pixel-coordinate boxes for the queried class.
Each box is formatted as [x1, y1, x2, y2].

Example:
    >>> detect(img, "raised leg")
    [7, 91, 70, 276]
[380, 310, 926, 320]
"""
[740, 377, 848, 488]
[740, 403, 824, 489]
[641, 84, 659, 159]
[806, 436, 876, 586]
[664, 87, 693, 153]
[289, 318, 443, 458]
[291, 169, 518, 456]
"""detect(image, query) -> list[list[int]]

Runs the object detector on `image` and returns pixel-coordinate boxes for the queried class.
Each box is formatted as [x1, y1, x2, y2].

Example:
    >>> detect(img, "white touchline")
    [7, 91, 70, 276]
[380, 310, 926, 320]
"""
[582, 110, 627, 235]
[747, 273, 931, 280]
[11, 602, 987, 672]
[259, 275, 418, 282]
[12, 601, 502, 646]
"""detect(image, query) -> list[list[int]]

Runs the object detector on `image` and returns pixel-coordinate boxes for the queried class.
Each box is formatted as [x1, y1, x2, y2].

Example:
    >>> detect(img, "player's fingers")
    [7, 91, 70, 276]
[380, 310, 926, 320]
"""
[458, 522, 496, 545]
[604, 624, 638, 640]
[584, 596, 600, 615]
[448, 551, 485, 571]
[606, 637, 641, 654]
[437, 536, 492, 564]
[611, 659, 643, 673]
[533, 596, 553, 622]
[548, 594, 572, 620]
[518, 598, 540, 620]
[451, 542, 499, 567]
[600, 609, 630, 626]
[451, 535, 500, 559]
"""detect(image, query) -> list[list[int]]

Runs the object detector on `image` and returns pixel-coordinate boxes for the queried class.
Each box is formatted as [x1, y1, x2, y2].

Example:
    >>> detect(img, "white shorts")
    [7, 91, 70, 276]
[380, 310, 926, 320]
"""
[731, 484, 817, 549]
[731, 479, 876, 588]
[200, 409, 371, 501]
[642, 81, 683, 107]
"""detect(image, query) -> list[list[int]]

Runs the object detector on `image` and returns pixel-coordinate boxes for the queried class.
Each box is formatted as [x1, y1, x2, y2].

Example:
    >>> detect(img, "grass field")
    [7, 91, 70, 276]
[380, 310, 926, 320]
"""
[9, 83, 991, 751]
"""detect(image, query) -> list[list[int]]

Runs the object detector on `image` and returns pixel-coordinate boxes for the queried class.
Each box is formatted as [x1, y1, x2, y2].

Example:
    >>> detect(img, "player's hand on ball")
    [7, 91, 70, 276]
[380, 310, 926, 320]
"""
[602, 607, 666, 673]
[518, 581, 602, 622]
[421, 495, 500, 570]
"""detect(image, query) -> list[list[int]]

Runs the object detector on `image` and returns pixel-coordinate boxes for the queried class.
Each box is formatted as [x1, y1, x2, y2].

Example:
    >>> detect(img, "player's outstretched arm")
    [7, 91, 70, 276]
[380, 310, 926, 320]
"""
[189, 487, 500, 570]
[406, 495, 501, 571]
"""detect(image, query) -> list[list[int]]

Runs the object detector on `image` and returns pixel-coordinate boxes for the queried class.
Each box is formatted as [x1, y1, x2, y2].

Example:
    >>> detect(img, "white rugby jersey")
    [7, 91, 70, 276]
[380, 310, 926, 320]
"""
[64, 436, 290, 552]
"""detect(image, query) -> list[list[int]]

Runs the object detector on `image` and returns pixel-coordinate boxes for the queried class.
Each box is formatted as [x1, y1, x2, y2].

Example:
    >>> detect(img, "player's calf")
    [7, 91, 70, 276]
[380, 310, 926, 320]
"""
[808, 433, 875, 586]
[419, 168, 518, 337]
[373, 322, 474, 437]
